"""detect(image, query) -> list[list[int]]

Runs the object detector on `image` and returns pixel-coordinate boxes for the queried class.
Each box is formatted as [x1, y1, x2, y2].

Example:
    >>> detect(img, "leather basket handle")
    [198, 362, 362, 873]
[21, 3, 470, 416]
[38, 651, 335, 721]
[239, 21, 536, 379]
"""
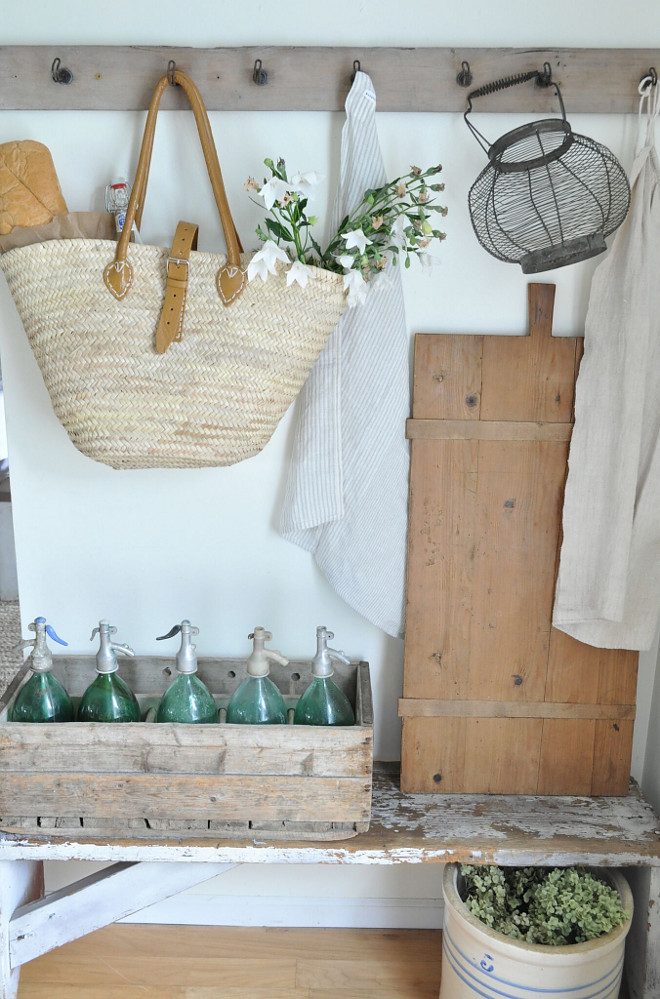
[104, 70, 245, 304]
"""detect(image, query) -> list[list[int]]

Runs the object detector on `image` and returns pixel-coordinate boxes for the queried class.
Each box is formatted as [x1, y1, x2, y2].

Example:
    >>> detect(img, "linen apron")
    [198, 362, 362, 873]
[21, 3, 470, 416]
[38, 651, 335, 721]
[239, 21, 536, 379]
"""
[553, 81, 660, 650]
[279, 72, 410, 638]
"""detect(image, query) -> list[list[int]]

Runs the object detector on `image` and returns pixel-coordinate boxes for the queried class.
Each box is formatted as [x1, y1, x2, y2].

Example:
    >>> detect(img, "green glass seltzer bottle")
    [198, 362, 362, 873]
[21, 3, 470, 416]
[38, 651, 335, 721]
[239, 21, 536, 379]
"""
[293, 626, 355, 726]
[77, 620, 140, 722]
[10, 616, 74, 723]
[226, 627, 288, 724]
[155, 620, 218, 724]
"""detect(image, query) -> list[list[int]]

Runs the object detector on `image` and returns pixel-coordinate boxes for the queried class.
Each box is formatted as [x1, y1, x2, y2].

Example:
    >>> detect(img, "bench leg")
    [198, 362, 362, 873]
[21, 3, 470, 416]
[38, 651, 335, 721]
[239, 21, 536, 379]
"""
[9, 861, 235, 969]
[0, 859, 44, 999]
[625, 865, 660, 999]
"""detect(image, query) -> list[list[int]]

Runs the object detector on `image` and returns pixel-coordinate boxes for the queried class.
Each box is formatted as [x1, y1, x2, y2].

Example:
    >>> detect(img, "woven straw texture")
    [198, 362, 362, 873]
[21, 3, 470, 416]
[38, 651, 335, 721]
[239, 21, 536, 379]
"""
[0, 239, 346, 469]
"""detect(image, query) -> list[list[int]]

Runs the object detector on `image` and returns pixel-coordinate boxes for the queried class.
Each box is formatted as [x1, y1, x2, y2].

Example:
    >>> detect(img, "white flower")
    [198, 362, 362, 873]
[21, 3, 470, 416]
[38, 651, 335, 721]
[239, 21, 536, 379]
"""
[390, 215, 407, 249]
[291, 171, 322, 194]
[286, 259, 315, 288]
[259, 177, 293, 211]
[343, 269, 369, 308]
[336, 254, 355, 270]
[247, 240, 291, 283]
[343, 229, 372, 253]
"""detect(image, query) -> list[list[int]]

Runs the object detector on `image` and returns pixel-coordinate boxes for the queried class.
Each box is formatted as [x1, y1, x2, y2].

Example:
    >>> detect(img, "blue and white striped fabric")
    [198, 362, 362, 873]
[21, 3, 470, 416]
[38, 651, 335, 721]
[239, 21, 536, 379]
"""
[279, 71, 410, 638]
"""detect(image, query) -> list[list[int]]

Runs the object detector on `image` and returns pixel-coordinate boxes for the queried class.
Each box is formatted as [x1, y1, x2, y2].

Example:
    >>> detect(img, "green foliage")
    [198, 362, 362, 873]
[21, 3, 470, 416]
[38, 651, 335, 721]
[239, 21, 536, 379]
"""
[246, 159, 447, 285]
[459, 865, 629, 946]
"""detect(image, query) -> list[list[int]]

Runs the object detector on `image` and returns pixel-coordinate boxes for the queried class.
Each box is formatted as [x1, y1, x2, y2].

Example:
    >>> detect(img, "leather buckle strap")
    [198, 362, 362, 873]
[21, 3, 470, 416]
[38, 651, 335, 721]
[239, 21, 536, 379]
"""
[155, 221, 198, 354]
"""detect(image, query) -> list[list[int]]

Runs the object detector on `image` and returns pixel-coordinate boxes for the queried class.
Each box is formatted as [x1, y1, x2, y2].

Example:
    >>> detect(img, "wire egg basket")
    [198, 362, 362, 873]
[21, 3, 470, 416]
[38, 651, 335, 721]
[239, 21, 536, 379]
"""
[465, 66, 631, 273]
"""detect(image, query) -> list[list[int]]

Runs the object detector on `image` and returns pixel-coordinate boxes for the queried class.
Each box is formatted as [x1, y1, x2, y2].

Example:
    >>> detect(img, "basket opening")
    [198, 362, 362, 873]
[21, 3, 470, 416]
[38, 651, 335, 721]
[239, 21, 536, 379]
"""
[489, 119, 574, 173]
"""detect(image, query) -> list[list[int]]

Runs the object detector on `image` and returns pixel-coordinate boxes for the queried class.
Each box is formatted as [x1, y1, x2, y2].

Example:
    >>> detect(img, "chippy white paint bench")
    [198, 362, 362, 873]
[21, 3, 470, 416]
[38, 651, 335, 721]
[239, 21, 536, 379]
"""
[0, 764, 658, 999]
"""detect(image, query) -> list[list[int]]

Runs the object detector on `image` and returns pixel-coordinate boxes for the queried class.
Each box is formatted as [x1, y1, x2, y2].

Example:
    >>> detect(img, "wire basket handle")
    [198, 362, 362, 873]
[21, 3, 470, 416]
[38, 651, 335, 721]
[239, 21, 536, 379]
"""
[465, 64, 566, 154]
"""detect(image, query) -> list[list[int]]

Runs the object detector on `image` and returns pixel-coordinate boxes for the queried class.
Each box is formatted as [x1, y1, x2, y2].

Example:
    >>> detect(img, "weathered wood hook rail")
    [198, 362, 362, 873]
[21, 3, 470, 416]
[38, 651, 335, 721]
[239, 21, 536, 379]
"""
[0, 45, 658, 112]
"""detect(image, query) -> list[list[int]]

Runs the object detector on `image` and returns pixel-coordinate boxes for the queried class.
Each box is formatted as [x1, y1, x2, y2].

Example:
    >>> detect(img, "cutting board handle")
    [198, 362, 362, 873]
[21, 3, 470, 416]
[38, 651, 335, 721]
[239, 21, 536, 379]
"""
[528, 282, 556, 340]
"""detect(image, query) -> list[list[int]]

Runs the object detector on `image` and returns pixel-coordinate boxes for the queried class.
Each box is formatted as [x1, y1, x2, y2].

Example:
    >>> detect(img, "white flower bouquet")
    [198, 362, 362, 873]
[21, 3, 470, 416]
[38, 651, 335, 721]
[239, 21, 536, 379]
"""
[245, 157, 447, 307]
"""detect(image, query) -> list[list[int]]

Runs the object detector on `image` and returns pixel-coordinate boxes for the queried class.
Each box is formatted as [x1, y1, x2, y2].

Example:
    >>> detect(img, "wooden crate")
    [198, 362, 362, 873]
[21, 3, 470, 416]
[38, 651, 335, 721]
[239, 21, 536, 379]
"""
[0, 655, 373, 840]
[399, 283, 638, 796]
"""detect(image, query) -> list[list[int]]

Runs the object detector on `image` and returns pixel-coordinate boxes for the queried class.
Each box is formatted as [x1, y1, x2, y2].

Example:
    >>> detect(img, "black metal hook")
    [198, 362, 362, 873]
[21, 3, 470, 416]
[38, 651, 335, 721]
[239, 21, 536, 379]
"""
[640, 66, 658, 90]
[536, 62, 553, 87]
[51, 57, 73, 86]
[351, 59, 361, 82]
[252, 59, 268, 86]
[167, 60, 177, 86]
[456, 61, 473, 88]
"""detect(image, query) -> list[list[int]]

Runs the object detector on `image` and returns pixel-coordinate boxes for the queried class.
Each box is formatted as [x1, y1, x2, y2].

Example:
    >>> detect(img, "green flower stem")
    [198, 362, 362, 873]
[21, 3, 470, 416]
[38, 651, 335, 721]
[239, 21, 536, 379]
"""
[251, 157, 446, 280]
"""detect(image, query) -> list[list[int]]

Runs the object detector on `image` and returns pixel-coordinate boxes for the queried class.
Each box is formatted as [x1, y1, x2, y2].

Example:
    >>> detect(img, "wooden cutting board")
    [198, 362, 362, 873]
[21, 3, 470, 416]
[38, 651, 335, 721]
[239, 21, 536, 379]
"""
[399, 283, 638, 795]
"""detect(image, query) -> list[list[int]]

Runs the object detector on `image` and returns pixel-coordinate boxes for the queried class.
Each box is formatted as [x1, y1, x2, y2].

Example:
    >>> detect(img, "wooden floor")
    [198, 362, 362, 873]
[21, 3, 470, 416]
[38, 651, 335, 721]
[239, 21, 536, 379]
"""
[17, 925, 444, 998]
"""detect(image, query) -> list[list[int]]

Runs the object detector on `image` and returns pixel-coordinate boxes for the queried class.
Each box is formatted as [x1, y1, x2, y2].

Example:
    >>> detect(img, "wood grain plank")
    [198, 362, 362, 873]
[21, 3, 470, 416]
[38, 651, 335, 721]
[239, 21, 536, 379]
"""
[22, 954, 297, 989]
[18, 925, 443, 999]
[0, 774, 372, 823]
[400, 717, 543, 794]
[295, 957, 441, 992]
[480, 284, 579, 423]
[0, 727, 372, 777]
[537, 720, 597, 795]
[402, 440, 478, 700]
[398, 698, 635, 720]
[411, 334, 483, 420]
[2, 46, 657, 113]
[466, 440, 565, 702]
[19, 989, 305, 999]
[591, 719, 636, 796]
[546, 628, 638, 705]
[31, 924, 443, 961]
[406, 419, 573, 441]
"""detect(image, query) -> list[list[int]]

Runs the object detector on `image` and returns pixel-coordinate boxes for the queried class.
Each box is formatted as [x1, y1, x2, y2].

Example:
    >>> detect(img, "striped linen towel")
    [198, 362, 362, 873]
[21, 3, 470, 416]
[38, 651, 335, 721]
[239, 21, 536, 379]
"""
[279, 71, 410, 638]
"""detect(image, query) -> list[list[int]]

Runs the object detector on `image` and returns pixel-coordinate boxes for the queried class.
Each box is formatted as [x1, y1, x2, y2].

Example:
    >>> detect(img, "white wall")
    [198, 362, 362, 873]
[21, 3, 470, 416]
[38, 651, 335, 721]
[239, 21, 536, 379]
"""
[2, 0, 660, 927]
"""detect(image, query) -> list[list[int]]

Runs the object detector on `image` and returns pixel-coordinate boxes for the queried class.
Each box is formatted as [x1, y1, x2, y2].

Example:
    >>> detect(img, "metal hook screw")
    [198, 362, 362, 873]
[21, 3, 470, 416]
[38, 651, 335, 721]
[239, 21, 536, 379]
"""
[640, 66, 658, 91]
[351, 59, 361, 82]
[167, 60, 177, 86]
[252, 59, 268, 86]
[51, 57, 73, 86]
[456, 61, 473, 88]
[536, 62, 553, 87]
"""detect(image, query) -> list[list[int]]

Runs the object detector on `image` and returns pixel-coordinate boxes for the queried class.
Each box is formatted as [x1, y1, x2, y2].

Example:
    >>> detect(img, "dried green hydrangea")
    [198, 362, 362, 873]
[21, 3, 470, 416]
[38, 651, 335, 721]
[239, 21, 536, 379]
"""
[459, 865, 629, 946]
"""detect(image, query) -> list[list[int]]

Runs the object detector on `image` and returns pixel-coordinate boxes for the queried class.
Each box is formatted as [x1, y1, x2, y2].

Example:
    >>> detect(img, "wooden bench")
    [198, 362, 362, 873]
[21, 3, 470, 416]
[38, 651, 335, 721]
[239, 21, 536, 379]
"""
[0, 764, 658, 999]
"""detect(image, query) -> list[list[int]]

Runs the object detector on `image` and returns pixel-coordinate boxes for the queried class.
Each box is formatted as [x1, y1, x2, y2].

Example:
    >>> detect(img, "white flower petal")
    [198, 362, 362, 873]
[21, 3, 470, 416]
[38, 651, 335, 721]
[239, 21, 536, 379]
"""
[247, 254, 270, 283]
[336, 254, 355, 270]
[343, 229, 373, 253]
[247, 240, 291, 281]
[290, 171, 322, 196]
[343, 270, 369, 308]
[286, 260, 315, 288]
[259, 177, 292, 211]
[259, 240, 292, 274]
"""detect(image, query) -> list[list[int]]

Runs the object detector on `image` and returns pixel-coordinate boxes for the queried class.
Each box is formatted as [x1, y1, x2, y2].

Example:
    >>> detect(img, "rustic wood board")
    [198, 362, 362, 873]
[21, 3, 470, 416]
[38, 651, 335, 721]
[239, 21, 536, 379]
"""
[0, 46, 658, 112]
[400, 283, 638, 796]
[0, 657, 373, 839]
[0, 765, 658, 867]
